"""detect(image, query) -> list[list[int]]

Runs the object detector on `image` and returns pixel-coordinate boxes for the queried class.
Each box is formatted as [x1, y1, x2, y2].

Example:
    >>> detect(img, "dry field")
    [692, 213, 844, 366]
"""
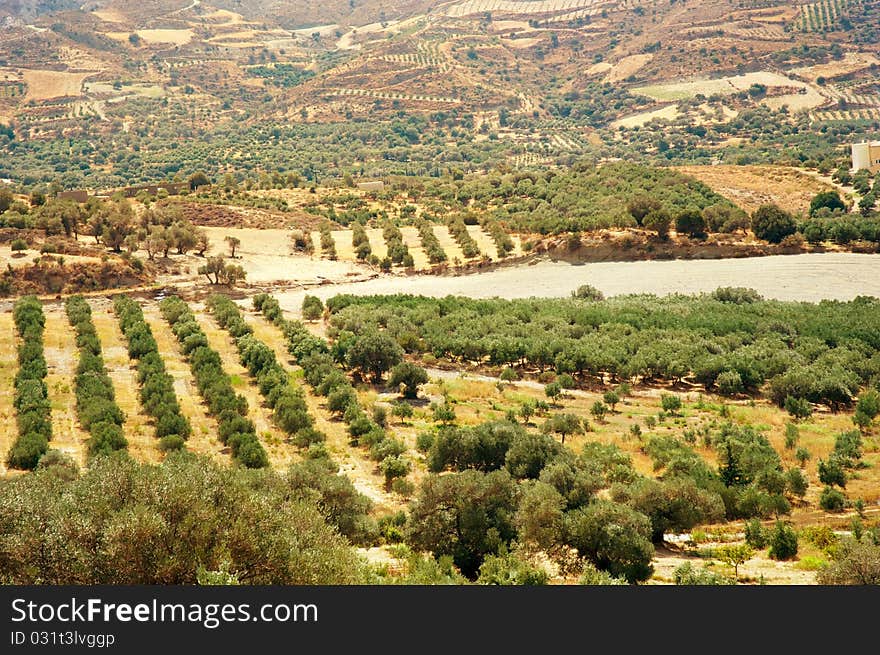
[675, 165, 838, 216]
[634, 72, 826, 112]
[0, 311, 18, 476]
[611, 104, 680, 129]
[604, 54, 653, 84]
[20, 70, 91, 101]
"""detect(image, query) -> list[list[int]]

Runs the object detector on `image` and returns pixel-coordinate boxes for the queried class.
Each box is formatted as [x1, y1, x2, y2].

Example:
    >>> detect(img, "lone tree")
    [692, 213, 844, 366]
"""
[389, 361, 429, 399]
[301, 295, 324, 321]
[751, 204, 797, 244]
[225, 235, 241, 258]
[715, 544, 754, 581]
[541, 412, 583, 445]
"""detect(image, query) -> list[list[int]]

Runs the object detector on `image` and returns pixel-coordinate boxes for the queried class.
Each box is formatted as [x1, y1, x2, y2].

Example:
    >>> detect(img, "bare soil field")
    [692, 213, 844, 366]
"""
[21, 70, 92, 101]
[605, 54, 653, 84]
[269, 253, 880, 309]
[791, 52, 880, 84]
[634, 72, 826, 112]
[611, 104, 680, 129]
[199, 226, 371, 285]
[676, 165, 838, 215]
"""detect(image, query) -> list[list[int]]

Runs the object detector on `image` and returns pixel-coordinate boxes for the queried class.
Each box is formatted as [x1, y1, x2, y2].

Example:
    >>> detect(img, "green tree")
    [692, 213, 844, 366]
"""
[406, 469, 518, 579]
[715, 544, 754, 580]
[675, 208, 708, 238]
[809, 191, 845, 216]
[388, 362, 429, 399]
[345, 330, 404, 383]
[565, 500, 654, 583]
[541, 412, 583, 445]
[751, 204, 797, 244]
[768, 521, 798, 560]
[302, 295, 324, 321]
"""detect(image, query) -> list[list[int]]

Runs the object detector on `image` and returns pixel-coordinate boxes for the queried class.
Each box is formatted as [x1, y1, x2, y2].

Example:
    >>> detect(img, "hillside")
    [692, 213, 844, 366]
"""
[0, 0, 877, 187]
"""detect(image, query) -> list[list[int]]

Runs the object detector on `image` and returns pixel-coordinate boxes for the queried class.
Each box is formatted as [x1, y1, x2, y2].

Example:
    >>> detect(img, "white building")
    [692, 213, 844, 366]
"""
[851, 141, 880, 173]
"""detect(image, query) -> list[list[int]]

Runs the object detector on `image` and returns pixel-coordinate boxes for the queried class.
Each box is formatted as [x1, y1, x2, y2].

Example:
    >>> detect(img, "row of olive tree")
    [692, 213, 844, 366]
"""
[113, 296, 191, 450]
[65, 296, 127, 458]
[7, 296, 52, 470]
[207, 295, 325, 453]
[159, 296, 267, 468]
[252, 293, 414, 491]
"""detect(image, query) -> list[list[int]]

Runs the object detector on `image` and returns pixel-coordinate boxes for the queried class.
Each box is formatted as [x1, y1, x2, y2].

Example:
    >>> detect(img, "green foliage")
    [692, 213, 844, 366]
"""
[673, 562, 735, 585]
[66, 296, 128, 458]
[477, 549, 548, 586]
[325, 293, 880, 413]
[768, 521, 799, 560]
[744, 518, 766, 549]
[565, 500, 654, 583]
[0, 452, 364, 583]
[8, 297, 51, 470]
[819, 486, 846, 511]
[406, 469, 519, 579]
[388, 361, 429, 398]
[301, 295, 324, 321]
[810, 191, 845, 216]
[115, 296, 191, 446]
[751, 204, 797, 244]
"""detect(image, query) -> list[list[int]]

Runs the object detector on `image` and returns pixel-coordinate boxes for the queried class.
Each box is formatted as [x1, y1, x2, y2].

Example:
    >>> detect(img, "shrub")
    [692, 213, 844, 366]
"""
[768, 521, 798, 560]
[744, 518, 766, 549]
[302, 295, 324, 321]
[752, 204, 797, 244]
[819, 486, 846, 512]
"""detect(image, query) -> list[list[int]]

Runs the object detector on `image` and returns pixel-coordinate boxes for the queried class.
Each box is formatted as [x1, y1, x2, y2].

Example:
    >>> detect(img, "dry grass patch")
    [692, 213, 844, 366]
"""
[0, 311, 18, 475]
[42, 308, 87, 468]
[675, 165, 837, 215]
[21, 70, 91, 101]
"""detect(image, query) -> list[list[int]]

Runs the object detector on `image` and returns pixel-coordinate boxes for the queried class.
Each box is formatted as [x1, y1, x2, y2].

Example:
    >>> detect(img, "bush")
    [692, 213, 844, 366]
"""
[302, 295, 324, 321]
[10, 238, 27, 252]
[752, 204, 797, 244]
[389, 361, 429, 398]
[571, 285, 604, 301]
[744, 518, 766, 549]
[819, 486, 846, 512]
[768, 521, 798, 560]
